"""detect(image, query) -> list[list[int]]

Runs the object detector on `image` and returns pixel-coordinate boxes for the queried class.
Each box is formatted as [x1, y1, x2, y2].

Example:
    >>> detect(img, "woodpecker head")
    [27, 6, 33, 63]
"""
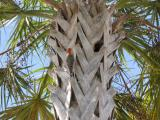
[66, 48, 73, 56]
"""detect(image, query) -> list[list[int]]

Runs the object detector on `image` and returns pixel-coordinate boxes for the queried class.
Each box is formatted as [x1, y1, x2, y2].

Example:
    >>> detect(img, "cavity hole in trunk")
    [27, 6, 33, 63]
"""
[94, 35, 104, 52]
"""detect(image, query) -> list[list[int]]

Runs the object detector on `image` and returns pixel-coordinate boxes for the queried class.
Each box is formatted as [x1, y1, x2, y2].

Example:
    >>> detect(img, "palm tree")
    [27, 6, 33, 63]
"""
[47, 0, 125, 120]
[0, 0, 160, 120]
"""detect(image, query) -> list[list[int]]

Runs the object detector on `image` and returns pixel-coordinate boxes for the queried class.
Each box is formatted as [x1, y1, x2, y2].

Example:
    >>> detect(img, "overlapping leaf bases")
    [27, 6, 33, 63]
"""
[48, 0, 125, 120]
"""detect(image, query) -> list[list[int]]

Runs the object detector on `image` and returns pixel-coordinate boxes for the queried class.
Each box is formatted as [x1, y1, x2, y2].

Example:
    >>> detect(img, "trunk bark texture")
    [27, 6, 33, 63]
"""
[48, 0, 125, 120]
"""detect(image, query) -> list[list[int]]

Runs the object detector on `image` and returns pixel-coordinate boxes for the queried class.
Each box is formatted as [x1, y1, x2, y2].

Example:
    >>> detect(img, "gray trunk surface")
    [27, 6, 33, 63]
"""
[47, 0, 125, 120]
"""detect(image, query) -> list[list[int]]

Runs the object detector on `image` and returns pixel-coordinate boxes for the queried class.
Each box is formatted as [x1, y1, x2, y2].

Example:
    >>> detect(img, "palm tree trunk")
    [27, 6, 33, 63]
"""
[48, 0, 125, 120]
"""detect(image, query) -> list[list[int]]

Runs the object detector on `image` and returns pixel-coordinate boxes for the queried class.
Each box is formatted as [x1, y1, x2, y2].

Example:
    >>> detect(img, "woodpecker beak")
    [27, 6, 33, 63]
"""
[66, 52, 69, 57]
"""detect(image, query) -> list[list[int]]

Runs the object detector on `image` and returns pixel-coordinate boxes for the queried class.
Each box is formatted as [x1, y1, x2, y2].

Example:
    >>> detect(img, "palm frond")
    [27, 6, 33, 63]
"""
[114, 93, 151, 120]
[0, 64, 56, 119]
[0, 62, 31, 109]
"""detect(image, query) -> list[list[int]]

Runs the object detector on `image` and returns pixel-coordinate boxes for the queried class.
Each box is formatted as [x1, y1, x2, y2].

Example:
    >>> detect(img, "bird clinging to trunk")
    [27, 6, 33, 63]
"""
[66, 48, 75, 76]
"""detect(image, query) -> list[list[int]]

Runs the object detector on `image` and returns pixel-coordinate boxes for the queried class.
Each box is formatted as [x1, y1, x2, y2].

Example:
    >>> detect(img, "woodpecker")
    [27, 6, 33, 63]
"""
[66, 48, 75, 76]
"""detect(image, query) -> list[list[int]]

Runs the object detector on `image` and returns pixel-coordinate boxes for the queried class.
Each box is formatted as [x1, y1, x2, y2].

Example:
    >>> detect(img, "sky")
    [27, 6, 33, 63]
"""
[0, 20, 51, 111]
[0, 20, 50, 76]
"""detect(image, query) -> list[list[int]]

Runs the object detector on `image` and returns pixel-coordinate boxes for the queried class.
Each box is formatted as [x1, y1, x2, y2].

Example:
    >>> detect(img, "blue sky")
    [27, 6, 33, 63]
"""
[0, 20, 50, 76]
[0, 21, 50, 111]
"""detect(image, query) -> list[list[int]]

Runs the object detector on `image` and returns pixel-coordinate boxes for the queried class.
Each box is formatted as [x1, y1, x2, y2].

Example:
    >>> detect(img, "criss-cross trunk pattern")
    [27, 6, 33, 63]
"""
[48, 0, 125, 120]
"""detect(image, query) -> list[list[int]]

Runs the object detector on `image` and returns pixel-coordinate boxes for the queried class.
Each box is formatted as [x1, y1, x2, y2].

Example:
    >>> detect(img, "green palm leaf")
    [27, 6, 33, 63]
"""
[0, 63, 31, 108]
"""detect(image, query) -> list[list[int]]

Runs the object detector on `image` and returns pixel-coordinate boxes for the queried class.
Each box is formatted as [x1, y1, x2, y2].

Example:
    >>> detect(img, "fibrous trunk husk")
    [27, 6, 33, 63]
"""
[48, 0, 125, 120]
